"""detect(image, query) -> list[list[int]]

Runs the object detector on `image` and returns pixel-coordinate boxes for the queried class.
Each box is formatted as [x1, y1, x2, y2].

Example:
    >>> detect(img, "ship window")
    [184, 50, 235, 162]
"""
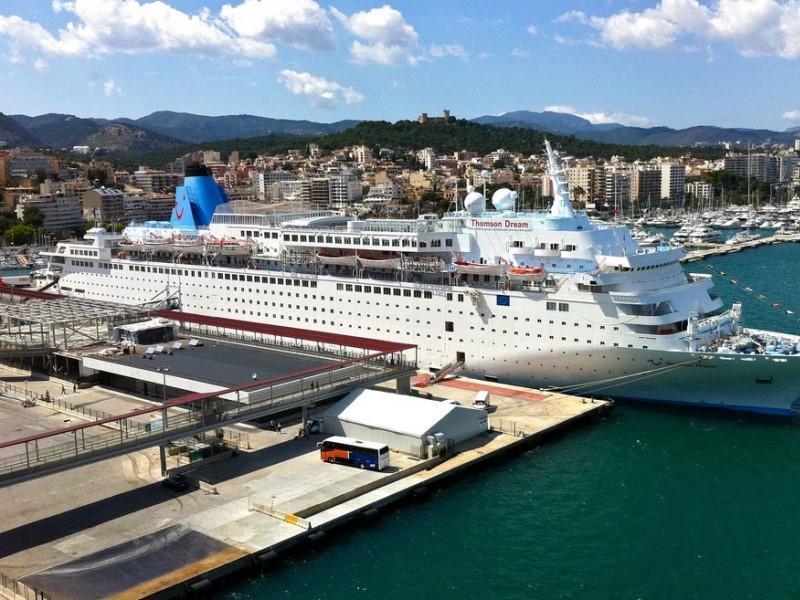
[404, 290, 411, 297]
[558, 303, 569, 312]
[546, 302, 556, 311]
[414, 290, 422, 298]
[458, 294, 464, 302]
[424, 291, 432, 299]
[445, 321, 454, 332]
[550, 243, 559, 250]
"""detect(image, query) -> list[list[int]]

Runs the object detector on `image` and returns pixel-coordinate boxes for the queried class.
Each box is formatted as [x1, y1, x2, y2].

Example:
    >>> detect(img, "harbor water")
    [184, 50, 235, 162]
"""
[221, 243, 800, 600]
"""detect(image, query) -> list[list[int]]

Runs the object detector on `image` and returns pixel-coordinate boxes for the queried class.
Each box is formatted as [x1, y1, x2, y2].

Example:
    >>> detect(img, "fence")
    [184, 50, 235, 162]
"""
[0, 382, 151, 436]
[0, 354, 414, 483]
[491, 419, 530, 438]
[0, 571, 41, 600]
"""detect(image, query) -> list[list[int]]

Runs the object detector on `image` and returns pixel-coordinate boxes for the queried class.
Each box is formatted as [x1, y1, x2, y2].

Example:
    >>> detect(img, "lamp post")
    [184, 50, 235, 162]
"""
[155, 367, 170, 403]
[156, 367, 169, 430]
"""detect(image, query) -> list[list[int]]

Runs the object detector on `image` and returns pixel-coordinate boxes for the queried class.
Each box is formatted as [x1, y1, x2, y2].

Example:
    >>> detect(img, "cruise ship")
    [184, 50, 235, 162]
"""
[43, 143, 800, 415]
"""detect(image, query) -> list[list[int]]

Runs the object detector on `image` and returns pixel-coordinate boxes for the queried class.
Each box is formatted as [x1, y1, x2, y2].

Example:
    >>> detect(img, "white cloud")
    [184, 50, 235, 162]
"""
[428, 43, 467, 60]
[32, 58, 48, 72]
[544, 104, 577, 114]
[219, 0, 334, 51]
[566, 0, 800, 58]
[543, 105, 653, 127]
[331, 5, 419, 65]
[526, 24, 538, 35]
[782, 110, 800, 121]
[103, 78, 122, 96]
[278, 69, 364, 109]
[511, 48, 530, 58]
[0, 0, 280, 61]
[555, 10, 589, 24]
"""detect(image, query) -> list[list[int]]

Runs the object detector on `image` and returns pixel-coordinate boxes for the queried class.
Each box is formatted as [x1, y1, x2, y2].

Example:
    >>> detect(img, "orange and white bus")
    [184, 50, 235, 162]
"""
[318, 436, 390, 471]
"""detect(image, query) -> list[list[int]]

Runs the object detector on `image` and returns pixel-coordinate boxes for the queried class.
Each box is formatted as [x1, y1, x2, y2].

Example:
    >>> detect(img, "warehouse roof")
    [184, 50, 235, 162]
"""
[324, 388, 464, 438]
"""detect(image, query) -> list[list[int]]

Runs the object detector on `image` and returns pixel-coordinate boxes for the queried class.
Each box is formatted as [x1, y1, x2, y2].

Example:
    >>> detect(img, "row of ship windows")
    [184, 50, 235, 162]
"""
[71, 263, 321, 288]
[278, 232, 454, 249]
[72, 274, 621, 328]
[178, 304, 644, 348]
[615, 262, 673, 272]
[69, 249, 98, 257]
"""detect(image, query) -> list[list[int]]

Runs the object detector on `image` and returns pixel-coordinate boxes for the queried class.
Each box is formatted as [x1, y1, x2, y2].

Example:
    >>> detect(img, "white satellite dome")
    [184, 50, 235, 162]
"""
[464, 191, 486, 216]
[491, 188, 517, 211]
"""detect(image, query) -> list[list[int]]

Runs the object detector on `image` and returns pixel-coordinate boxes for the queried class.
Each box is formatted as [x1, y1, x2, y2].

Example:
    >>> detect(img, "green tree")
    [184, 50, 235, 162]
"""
[87, 168, 109, 187]
[22, 207, 44, 227]
[5, 224, 35, 245]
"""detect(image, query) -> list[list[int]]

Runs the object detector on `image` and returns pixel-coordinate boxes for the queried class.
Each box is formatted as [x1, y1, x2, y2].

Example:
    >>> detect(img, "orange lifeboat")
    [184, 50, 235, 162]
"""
[507, 265, 547, 282]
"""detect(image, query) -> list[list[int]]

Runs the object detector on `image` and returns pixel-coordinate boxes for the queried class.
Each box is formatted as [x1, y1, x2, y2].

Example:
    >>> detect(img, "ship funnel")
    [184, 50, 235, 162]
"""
[170, 163, 229, 230]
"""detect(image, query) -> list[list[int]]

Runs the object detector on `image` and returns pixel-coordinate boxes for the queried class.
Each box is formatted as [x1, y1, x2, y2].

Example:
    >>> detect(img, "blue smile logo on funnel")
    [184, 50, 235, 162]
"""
[171, 163, 228, 230]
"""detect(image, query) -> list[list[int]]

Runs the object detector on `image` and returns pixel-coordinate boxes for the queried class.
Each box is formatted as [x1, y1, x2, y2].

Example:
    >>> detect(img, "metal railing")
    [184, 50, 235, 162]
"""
[0, 356, 415, 484]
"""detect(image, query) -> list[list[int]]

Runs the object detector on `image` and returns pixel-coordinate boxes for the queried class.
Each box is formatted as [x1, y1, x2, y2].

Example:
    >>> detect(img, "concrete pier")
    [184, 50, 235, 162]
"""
[680, 233, 800, 263]
[0, 374, 611, 600]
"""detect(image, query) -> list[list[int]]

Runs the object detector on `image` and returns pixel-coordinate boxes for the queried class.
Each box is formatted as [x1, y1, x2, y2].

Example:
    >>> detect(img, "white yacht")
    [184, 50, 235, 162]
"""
[42, 143, 800, 415]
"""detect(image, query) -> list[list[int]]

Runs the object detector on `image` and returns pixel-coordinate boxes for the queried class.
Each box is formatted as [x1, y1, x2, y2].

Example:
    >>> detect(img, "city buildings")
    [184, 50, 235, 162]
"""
[723, 153, 779, 183]
[15, 194, 83, 231]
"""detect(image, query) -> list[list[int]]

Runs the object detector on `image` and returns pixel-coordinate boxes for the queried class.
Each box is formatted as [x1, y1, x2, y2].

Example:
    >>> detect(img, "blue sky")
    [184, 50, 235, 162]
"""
[0, 0, 799, 130]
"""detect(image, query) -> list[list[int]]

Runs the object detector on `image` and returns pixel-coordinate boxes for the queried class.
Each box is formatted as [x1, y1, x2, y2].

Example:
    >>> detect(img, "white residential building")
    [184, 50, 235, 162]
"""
[16, 195, 83, 231]
[661, 163, 686, 206]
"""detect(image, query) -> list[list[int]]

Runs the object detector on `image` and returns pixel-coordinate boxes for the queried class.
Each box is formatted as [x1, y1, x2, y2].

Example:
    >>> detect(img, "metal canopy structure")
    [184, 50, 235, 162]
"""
[0, 297, 148, 350]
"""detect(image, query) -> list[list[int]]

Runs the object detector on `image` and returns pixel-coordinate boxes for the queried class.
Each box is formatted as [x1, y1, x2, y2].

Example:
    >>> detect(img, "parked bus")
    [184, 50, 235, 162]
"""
[318, 436, 390, 471]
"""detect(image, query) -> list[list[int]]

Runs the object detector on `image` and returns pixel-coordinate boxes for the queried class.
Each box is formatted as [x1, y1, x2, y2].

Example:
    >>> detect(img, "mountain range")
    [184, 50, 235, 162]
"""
[472, 110, 800, 147]
[1, 109, 798, 153]
[1, 111, 359, 152]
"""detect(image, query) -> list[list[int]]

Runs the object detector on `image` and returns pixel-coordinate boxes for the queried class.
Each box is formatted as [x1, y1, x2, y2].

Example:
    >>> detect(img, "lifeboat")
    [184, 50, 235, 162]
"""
[358, 256, 401, 269]
[507, 265, 547, 282]
[453, 258, 507, 276]
[316, 253, 358, 266]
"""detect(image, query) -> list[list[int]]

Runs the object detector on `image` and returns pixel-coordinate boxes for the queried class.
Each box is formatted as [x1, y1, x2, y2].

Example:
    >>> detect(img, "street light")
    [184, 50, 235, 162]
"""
[155, 367, 170, 403]
[155, 367, 170, 430]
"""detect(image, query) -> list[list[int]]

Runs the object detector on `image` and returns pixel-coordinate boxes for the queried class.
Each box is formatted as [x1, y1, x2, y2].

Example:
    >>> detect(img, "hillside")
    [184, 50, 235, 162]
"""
[0, 113, 43, 147]
[85, 123, 182, 152]
[314, 120, 726, 161]
[9, 113, 183, 152]
[574, 125, 796, 147]
[473, 110, 621, 134]
[123, 111, 360, 143]
[11, 113, 106, 148]
[472, 111, 798, 147]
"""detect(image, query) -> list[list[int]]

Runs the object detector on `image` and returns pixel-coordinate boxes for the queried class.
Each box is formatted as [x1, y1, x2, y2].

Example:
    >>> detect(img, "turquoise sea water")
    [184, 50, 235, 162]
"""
[221, 243, 800, 600]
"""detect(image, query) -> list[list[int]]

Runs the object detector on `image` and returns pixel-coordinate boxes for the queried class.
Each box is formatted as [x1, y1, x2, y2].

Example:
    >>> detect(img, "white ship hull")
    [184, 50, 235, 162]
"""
[54, 265, 800, 415]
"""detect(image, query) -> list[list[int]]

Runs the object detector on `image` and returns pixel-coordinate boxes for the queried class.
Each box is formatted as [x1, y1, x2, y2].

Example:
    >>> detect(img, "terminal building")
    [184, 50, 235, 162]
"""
[323, 388, 489, 458]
